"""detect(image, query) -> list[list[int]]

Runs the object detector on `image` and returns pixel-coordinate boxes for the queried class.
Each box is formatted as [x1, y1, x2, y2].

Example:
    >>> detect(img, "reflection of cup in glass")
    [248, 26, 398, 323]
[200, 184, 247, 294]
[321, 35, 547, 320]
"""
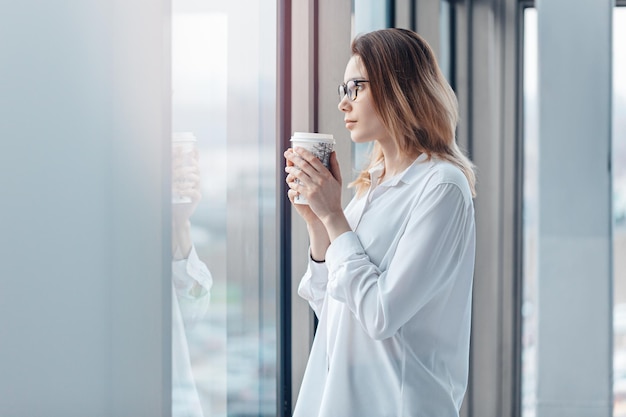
[172, 132, 198, 204]
[290, 132, 336, 205]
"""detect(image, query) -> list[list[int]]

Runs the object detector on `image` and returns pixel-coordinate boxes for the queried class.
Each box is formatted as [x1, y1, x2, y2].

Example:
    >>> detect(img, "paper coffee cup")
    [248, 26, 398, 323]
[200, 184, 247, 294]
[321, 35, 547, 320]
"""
[290, 132, 335, 205]
[172, 132, 198, 204]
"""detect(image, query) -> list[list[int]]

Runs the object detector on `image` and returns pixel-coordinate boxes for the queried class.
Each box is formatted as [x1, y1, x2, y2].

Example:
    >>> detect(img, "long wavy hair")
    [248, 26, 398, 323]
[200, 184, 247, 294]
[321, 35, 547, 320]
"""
[349, 28, 476, 197]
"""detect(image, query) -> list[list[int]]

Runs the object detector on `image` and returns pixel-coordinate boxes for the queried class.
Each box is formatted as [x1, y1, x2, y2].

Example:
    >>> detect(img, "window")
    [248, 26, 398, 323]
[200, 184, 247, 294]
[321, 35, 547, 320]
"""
[171, 1, 278, 415]
[521, 6, 538, 417]
[351, 0, 392, 176]
[523, 5, 620, 417]
[614, 6, 626, 417]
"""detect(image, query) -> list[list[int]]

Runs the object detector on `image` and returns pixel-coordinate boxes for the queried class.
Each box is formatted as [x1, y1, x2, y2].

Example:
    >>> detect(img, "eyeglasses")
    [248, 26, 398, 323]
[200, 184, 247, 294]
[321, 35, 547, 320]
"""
[338, 79, 369, 101]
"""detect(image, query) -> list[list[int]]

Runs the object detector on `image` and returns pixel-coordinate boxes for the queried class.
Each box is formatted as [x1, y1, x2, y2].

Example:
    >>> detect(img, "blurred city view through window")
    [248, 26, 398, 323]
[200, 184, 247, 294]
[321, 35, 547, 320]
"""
[171, 1, 278, 416]
[521, 7, 626, 417]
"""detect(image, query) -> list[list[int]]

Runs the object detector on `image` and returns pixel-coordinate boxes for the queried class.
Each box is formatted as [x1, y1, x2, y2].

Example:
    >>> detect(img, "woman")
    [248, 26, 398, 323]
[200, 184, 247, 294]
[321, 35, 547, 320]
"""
[284, 28, 476, 417]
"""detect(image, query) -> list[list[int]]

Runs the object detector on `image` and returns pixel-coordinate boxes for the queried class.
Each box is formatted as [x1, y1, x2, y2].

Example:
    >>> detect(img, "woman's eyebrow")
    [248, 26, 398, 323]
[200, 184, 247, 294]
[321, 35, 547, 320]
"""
[344, 76, 366, 83]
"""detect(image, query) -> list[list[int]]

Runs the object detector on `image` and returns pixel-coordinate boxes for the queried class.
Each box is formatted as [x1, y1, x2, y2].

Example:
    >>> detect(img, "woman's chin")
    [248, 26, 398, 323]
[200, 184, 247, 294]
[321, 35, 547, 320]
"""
[350, 133, 371, 144]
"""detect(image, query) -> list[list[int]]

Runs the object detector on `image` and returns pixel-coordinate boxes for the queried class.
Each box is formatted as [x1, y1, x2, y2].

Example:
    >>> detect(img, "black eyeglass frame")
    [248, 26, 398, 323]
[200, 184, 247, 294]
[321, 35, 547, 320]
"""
[338, 79, 370, 101]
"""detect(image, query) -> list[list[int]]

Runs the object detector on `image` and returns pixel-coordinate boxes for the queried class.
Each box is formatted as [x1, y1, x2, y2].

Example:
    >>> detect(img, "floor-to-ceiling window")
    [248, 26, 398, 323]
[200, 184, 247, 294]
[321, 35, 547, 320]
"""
[521, 6, 538, 417]
[350, 0, 392, 178]
[522, 4, 618, 417]
[171, 1, 278, 415]
[614, 6, 626, 417]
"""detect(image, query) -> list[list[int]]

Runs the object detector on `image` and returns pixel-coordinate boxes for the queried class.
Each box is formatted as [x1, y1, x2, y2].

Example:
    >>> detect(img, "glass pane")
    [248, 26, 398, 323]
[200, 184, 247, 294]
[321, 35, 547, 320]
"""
[439, 0, 452, 83]
[351, 0, 391, 176]
[171, 1, 277, 416]
[614, 7, 626, 417]
[521, 7, 538, 417]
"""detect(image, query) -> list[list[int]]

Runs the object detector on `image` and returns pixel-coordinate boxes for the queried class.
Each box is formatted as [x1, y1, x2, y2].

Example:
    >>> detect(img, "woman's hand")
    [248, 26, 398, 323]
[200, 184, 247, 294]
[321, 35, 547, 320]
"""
[284, 147, 351, 241]
[284, 148, 322, 226]
[284, 148, 342, 219]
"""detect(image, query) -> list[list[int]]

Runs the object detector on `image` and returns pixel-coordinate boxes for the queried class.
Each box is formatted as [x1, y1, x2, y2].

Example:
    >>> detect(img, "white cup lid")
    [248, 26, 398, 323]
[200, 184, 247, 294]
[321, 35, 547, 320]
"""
[291, 132, 335, 142]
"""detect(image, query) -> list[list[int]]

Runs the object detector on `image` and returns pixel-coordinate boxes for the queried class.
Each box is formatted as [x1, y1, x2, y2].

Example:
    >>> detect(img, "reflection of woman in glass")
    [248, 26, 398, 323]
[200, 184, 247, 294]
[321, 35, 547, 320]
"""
[285, 29, 476, 416]
[171, 141, 212, 417]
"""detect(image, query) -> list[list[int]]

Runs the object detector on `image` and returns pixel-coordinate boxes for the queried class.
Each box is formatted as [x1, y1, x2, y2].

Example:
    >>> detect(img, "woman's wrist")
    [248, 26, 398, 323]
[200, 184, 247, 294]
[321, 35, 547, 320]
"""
[307, 219, 330, 263]
[320, 211, 351, 242]
[310, 252, 325, 263]
[306, 218, 327, 235]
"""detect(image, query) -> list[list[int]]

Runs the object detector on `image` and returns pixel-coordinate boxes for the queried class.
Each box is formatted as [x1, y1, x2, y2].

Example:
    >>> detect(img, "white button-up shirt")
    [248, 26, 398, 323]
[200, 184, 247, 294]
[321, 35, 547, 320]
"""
[294, 153, 476, 417]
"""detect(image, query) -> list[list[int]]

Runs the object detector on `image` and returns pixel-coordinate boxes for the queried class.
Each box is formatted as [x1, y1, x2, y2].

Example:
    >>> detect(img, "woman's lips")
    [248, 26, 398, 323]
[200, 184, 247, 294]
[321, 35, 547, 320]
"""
[345, 120, 356, 128]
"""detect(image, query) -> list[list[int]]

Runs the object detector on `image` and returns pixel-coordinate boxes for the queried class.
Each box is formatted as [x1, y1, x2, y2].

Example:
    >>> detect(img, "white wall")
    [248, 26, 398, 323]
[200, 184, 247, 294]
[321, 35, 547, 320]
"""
[0, 1, 170, 416]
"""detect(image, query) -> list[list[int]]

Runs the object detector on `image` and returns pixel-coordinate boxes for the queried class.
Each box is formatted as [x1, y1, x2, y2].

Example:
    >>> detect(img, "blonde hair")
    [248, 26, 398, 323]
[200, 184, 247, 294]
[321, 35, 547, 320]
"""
[348, 28, 476, 197]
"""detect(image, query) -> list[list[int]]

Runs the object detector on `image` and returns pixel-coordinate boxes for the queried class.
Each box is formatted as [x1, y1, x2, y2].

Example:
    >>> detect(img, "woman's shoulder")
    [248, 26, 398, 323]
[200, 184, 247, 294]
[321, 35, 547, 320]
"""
[423, 157, 473, 202]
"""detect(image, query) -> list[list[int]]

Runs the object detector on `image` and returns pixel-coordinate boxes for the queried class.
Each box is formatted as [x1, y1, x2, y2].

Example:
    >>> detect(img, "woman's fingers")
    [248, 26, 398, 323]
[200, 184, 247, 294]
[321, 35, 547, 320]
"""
[284, 148, 295, 167]
[285, 169, 304, 201]
[286, 148, 331, 188]
[285, 167, 302, 184]
[285, 148, 321, 170]
[293, 147, 325, 171]
[285, 163, 315, 190]
[284, 146, 340, 213]
[328, 151, 342, 185]
[287, 189, 299, 202]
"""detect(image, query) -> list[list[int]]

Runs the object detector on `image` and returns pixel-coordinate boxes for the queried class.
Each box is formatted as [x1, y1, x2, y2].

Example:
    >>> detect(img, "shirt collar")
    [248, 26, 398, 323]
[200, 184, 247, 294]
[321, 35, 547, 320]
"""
[368, 153, 430, 187]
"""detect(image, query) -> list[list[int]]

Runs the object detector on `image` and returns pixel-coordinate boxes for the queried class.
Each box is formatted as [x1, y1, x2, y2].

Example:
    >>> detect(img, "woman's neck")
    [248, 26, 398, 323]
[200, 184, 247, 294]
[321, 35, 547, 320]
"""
[378, 141, 419, 181]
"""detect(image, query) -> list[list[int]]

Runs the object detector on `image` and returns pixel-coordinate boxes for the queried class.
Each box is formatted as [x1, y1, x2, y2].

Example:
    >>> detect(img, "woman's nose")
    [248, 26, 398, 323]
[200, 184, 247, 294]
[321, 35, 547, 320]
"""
[338, 95, 350, 112]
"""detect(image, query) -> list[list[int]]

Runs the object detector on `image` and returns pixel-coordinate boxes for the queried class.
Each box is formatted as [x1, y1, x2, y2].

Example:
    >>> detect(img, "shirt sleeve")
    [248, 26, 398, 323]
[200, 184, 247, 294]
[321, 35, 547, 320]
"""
[297, 248, 330, 318]
[325, 182, 474, 340]
[172, 245, 213, 326]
